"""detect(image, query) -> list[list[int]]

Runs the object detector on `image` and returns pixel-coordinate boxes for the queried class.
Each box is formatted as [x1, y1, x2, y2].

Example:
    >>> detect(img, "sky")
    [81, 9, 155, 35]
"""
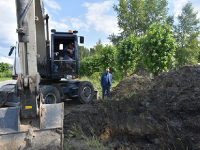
[0, 0, 200, 64]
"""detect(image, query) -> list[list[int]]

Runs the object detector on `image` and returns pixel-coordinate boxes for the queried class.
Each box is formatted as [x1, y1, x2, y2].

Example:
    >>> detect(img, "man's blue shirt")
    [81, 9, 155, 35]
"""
[101, 72, 112, 86]
[61, 46, 75, 58]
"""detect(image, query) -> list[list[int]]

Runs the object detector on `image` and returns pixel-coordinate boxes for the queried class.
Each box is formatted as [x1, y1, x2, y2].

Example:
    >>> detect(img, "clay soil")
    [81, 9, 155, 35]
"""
[64, 65, 200, 150]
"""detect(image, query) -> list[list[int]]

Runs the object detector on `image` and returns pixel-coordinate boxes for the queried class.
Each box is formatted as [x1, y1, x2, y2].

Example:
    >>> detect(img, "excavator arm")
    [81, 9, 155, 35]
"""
[0, 0, 64, 149]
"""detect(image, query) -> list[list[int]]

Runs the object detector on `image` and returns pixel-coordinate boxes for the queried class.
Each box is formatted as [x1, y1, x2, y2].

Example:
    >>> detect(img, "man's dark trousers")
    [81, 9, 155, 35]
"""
[102, 84, 110, 99]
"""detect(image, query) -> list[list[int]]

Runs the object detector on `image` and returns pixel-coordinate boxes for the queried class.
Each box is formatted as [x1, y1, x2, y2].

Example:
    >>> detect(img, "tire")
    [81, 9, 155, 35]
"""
[77, 81, 95, 103]
[40, 85, 61, 104]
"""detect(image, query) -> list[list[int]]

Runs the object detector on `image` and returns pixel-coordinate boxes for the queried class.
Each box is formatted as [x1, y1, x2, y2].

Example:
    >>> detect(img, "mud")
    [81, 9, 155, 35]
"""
[64, 65, 200, 150]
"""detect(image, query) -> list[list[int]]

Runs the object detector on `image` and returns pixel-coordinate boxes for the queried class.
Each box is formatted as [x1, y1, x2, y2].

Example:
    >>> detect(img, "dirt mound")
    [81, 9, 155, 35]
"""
[64, 65, 200, 150]
[111, 74, 152, 100]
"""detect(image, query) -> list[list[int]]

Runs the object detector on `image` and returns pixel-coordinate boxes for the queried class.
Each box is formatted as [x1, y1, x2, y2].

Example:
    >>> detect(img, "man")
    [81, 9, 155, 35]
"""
[59, 42, 75, 71]
[61, 42, 75, 59]
[101, 68, 112, 99]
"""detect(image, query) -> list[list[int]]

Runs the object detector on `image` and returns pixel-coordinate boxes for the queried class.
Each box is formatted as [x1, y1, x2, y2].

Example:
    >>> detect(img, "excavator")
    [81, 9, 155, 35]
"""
[0, 0, 96, 149]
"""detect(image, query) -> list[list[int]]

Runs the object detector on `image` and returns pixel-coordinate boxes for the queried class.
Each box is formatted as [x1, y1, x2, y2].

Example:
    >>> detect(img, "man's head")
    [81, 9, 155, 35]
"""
[106, 68, 110, 74]
[68, 43, 74, 49]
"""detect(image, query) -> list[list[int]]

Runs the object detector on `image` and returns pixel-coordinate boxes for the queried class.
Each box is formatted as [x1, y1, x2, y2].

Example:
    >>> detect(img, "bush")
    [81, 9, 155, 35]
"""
[117, 35, 142, 77]
[0, 62, 10, 72]
[0, 70, 12, 78]
[141, 23, 176, 74]
[100, 45, 117, 72]
[79, 55, 102, 76]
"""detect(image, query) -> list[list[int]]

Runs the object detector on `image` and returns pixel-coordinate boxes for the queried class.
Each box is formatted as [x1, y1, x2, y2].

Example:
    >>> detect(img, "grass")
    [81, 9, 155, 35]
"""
[0, 78, 12, 82]
[64, 124, 108, 150]
[78, 76, 120, 100]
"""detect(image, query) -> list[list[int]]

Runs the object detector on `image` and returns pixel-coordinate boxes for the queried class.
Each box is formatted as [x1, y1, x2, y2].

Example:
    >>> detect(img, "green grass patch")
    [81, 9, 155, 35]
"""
[78, 74, 120, 100]
[0, 78, 12, 82]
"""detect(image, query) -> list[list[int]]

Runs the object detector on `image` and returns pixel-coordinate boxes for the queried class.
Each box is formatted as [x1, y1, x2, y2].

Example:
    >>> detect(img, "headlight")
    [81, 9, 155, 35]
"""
[66, 75, 72, 80]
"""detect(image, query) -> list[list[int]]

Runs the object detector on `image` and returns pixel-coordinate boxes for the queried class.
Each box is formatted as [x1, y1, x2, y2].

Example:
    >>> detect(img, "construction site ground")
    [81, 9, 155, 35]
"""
[64, 65, 200, 150]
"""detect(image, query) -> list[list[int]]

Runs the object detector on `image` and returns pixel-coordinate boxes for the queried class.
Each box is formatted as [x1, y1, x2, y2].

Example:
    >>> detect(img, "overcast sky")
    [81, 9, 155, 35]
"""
[0, 0, 200, 64]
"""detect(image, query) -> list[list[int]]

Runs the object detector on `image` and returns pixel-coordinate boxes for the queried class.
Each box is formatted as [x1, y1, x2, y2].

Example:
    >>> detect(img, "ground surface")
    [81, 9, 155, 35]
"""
[0, 80, 16, 87]
[63, 65, 200, 150]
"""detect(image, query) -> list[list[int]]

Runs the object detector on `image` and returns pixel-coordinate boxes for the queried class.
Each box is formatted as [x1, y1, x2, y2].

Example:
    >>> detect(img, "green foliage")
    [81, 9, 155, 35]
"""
[0, 70, 12, 78]
[0, 62, 11, 78]
[175, 33, 200, 66]
[166, 15, 174, 27]
[100, 45, 117, 72]
[90, 39, 103, 56]
[113, 0, 145, 37]
[79, 74, 120, 100]
[118, 35, 141, 77]
[143, 0, 168, 32]
[0, 62, 9, 72]
[142, 23, 176, 74]
[107, 33, 122, 48]
[79, 55, 102, 76]
[109, 0, 169, 45]
[174, 2, 200, 66]
[79, 46, 90, 61]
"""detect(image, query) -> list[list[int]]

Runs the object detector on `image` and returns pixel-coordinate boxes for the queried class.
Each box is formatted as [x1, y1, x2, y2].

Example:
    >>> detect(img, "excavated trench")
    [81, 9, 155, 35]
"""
[63, 65, 200, 150]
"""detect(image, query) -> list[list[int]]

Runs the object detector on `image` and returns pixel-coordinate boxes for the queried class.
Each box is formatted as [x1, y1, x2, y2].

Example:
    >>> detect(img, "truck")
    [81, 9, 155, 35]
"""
[0, 0, 96, 149]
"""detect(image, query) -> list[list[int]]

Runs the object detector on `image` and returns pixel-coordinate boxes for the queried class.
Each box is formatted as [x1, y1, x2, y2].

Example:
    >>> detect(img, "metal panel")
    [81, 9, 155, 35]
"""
[0, 107, 19, 134]
[0, 129, 63, 150]
[40, 103, 64, 129]
[35, 0, 46, 63]
[27, 0, 38, 88]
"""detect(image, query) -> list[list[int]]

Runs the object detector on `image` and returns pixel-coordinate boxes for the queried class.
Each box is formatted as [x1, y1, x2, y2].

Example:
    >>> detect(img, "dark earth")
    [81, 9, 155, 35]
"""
[63, 65, 200, 150]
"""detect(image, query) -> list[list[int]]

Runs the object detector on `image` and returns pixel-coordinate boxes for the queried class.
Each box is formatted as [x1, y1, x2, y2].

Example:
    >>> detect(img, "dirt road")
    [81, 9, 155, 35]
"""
[0, 80, 16, 87]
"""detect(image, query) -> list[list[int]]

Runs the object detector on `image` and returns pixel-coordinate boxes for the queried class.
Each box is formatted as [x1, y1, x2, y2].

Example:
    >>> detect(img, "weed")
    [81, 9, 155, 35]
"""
[65, 123, 107, 150]
[123, 91, 136, 100]
[63, 138, 74, 150]
[86, 136, 108, 150]
[127, 107, 134, 113]
[98, 103, 107, 113]
[66, 124, 80, 138]
[179, 90, 184, 95]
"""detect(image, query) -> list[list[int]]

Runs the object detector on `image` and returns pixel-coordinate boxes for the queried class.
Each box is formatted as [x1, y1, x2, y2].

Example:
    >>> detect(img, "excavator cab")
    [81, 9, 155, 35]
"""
[50, 30, 84, 80]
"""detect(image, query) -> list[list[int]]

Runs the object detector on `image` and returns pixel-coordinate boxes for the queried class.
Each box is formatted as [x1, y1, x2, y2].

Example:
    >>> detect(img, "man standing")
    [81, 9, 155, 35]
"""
[101, 68, 112, 99]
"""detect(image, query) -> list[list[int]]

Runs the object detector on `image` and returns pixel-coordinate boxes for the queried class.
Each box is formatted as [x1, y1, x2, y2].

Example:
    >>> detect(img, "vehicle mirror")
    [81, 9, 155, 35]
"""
[59, 44, 63, 50]
[80, 36, 84, 44]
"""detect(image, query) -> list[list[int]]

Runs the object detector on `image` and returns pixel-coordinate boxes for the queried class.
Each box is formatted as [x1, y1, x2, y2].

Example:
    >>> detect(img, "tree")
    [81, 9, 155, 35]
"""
[142, 23, 176, 74]
[174, 2, 200, 66]
[143, 0, 168, 32]
[117, 35, 141, 77]
[79, 46, 90, 61]
[166, 15, 174, 28]
[109, 0, 169, 45]
[100, 45, 117, 72]
[107, 33, 122, 48]
[90, 39, 103, 56]
[114, 0, 145, 38]
[0, 62, 9, 72]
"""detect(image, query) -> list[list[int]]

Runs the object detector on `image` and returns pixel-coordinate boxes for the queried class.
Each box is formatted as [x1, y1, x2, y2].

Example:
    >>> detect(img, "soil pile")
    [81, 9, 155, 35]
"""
[64, 65, 200, 150]
[111, 74, 152, 100]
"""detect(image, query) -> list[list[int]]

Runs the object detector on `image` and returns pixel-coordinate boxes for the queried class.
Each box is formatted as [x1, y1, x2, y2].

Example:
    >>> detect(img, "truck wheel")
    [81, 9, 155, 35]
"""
[78, 81, 94, 103]
[40, 85, 61, 104]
